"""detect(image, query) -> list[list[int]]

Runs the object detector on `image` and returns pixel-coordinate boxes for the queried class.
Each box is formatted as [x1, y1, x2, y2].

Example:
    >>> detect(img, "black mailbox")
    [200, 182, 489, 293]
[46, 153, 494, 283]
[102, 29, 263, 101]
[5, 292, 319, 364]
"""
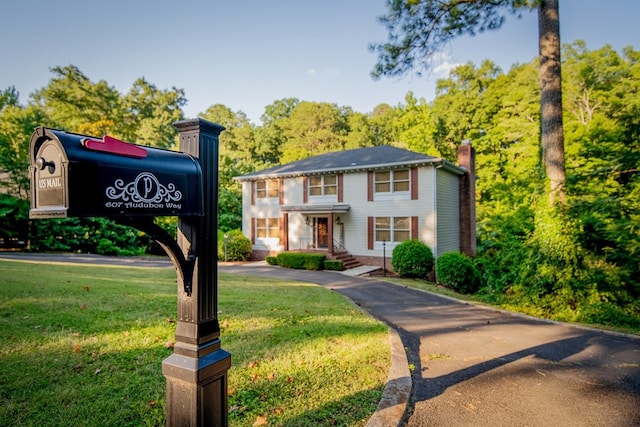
[29, 127, 203, 219]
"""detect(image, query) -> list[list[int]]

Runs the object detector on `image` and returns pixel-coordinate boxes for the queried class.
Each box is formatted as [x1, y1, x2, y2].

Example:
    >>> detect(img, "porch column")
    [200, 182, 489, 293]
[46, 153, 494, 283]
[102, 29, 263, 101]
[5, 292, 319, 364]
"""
[282, 213, 289, 251]
[328, 213, 334, 254]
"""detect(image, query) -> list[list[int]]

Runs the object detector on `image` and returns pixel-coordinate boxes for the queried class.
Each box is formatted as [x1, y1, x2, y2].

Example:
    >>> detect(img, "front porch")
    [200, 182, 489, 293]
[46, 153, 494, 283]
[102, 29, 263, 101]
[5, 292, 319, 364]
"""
[279, 204, 350, 255]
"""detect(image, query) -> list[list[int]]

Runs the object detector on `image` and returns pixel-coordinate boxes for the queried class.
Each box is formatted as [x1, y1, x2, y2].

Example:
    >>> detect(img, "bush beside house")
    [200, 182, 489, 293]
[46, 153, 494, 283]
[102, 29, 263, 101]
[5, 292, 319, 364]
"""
[217, 229, 252, 261]
[436, 251, 482, 294]
[391, 239, 435, 279]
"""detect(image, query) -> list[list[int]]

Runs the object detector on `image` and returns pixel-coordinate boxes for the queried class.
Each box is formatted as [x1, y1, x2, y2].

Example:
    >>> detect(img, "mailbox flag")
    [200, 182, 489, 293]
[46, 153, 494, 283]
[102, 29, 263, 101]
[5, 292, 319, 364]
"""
[83, 135, 148, 158]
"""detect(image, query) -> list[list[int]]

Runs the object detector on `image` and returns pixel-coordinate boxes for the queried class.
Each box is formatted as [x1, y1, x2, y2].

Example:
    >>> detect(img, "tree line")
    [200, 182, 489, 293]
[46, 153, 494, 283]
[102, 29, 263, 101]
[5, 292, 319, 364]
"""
[1, 41, 638, 328]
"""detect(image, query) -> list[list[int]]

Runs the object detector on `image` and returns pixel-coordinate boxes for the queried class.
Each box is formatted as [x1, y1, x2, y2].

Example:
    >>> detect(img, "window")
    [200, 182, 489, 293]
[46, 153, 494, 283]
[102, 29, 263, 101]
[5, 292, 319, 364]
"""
[256, 218, 279, 238]
[256, 180, 278, 199]
[375, 217, 391, 242]
[393, 217, 411, 241]
[308, 175, 337, 197]
[374, 169, 410, 194]
[393, 170, 410, 192]
[375, 216, 410, 243]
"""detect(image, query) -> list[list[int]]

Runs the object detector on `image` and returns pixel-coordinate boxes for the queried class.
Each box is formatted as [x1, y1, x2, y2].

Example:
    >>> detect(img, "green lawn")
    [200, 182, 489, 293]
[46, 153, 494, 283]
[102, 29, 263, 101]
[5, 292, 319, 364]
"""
[0, 259, 389, 426]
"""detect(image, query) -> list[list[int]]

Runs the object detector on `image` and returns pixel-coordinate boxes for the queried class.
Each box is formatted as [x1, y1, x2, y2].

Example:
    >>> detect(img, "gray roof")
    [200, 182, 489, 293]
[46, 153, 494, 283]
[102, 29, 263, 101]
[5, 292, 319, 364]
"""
[236, 145, 462, 181]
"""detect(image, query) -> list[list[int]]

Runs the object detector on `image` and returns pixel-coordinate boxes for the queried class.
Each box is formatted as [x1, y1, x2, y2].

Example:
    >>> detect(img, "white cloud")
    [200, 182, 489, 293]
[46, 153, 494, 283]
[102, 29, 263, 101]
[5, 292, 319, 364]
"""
[428, 51, 462, 77]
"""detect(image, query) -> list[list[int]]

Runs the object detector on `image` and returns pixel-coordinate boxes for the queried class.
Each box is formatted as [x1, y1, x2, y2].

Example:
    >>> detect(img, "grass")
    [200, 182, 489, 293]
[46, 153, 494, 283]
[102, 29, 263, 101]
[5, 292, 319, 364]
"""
[0, 259, 389, 427]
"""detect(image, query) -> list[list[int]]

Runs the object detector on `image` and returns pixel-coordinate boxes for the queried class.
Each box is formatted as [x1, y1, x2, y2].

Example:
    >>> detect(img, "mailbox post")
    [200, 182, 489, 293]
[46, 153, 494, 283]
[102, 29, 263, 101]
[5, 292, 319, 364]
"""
[28, 118, 231, 426]
[162, 119, 231, 426]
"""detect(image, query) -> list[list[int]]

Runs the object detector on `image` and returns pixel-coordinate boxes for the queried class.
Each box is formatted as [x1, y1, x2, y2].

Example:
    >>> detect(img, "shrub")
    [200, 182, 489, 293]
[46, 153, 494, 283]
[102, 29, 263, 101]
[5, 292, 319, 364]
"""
[217, 229, 252, 261]
[436, 251, 482, 294]
[0, 194, 29, 245]
[29, 217, 148, 255]
[265, 256, 278, 265]
[277, 252, 306, 269]
[303, 254, 326, 270]
[324, 260, 344, 271]
[391, 239, 434, 279]
[276, 252, 326, 270]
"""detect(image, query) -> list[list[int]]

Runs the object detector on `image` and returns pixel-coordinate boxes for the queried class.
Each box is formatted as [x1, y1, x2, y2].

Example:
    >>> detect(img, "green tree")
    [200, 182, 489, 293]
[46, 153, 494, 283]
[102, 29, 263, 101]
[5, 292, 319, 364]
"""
[395, 92, 438, 155]
[256, 97, 300, 165]
[30, 66, 186, 149]
[120, 77, 186, 149]
[369, 103, 402, 146]
[345, 103, 402, 149]
[31, 65, 123, 136]
[470, 42, 640, 326]
[371, 0, 566, 205]
[562, 43, 640, 303]
[200, 104, 255, 161]
[0, 101, 43, 198]
[345, 111, 375, 149]
[279, 101, 349, 163]
[475, 61, 540, 216]
[431, 61, 502, 157]
[0, 86, 19, 109]
[200, 104, 257, 231]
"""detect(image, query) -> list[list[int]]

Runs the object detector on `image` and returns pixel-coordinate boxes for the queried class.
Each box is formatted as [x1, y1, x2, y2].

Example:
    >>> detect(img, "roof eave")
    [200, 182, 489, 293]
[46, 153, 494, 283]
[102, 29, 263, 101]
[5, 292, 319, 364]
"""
[437, 160, 466, 176]
[280, 204, 351, 213]
[234, 158, 451, 181]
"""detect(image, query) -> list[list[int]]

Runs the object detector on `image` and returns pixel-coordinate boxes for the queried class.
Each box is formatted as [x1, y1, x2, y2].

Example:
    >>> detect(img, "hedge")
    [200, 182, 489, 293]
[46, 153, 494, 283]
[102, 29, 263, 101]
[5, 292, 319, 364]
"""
[276, 252, 326, 270]
[265, 256, 278, 265]
[323, 259, 344, 271]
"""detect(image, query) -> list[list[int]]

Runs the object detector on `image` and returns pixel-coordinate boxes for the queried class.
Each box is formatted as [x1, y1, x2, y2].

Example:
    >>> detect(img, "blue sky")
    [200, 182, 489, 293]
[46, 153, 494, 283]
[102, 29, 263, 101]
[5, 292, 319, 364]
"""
[2, 0, 638, 124]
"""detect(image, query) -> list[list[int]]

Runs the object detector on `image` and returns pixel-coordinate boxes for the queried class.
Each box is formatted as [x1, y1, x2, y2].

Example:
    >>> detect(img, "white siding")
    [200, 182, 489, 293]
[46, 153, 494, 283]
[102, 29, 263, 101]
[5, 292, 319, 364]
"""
[435, 168, 460, 257]
[341, 166, 437, 258]
[283, 177, 303, 206]
[420, 166, 437, 254]
[285, 177, 311, 250]
[240, 180, 286, 252]
[339, 172, 369, 255]
[240, 181, 252, 241]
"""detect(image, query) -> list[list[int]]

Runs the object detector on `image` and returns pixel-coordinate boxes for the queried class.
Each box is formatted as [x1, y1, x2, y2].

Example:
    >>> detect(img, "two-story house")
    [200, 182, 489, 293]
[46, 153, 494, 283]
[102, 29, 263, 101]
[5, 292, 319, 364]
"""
[235, 143, 476, 269]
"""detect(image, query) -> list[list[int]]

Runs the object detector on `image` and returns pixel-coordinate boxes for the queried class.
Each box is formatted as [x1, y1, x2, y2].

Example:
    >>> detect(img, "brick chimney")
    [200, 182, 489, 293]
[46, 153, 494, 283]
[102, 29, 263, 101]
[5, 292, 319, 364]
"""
[458, 140, 476, 257]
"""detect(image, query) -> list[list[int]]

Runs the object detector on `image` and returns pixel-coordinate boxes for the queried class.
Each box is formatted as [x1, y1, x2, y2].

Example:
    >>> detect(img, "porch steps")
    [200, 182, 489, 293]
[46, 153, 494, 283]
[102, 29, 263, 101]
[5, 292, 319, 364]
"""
[331, 250, 362, 270]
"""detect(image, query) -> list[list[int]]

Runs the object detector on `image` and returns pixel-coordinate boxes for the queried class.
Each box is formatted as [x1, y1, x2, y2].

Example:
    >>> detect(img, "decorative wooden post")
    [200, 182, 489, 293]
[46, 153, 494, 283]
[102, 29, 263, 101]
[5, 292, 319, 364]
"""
[162, 118, 231, 426]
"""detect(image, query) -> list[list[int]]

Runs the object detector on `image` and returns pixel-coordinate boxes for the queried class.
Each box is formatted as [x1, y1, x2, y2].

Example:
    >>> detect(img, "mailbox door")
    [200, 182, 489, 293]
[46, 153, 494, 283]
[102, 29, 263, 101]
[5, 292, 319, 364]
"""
[30, 139, 69, 218]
